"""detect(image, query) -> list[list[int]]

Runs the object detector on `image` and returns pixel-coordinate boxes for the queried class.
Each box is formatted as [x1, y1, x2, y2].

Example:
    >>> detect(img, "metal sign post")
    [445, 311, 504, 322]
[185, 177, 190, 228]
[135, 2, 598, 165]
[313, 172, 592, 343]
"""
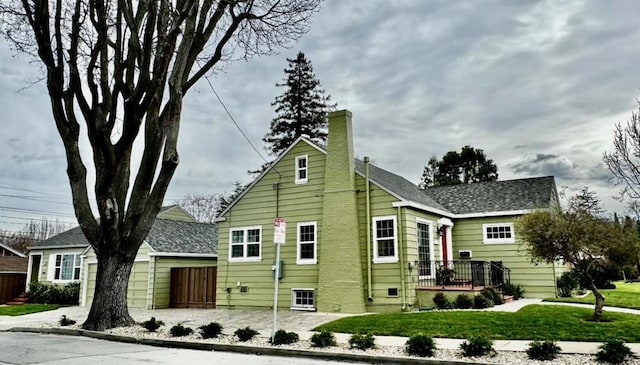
[272, 218, 286, 342]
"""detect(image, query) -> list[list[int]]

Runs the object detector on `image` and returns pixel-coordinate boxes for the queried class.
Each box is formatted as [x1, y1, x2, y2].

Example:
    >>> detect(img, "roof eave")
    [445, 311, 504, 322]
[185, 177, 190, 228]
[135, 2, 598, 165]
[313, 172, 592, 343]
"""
[148, 252, 218, 258]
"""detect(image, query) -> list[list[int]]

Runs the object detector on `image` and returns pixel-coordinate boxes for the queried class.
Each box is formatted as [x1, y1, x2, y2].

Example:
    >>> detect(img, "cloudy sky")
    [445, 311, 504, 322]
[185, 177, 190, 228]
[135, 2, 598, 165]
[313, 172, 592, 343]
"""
[0, 0, 638, 231]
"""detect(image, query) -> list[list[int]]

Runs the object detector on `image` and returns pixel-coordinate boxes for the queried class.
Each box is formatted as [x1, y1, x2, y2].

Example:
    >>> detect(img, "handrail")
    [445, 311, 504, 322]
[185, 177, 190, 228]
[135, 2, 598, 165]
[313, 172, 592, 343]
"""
[416, 260, 510, 291]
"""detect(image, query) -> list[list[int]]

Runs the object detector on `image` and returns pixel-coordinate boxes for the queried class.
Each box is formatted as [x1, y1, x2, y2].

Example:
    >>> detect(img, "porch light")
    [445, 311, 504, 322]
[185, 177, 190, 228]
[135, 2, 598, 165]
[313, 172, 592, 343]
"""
[437, 225, 446, 236]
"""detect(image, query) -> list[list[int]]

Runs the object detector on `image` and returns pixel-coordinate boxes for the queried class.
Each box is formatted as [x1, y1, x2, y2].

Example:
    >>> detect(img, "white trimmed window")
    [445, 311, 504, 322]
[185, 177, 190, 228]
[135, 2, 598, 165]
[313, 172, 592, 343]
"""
[373, 216, 398, 263]
[296, 222, 317, 265]
[50, 253, 81, 282]
[295, 155, 308, 184]
[483, 223, 515, 244]
[229, 226, 262, 262]
[291, 288, 315, 310]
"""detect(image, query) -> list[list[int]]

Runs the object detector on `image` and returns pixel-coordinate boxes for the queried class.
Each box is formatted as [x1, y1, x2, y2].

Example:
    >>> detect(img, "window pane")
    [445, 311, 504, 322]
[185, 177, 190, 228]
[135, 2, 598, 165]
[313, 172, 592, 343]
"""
[299, 225, 314, 242]
[231, 230, 244, 243]
[231, 245, 244, 257]
[294, 290, 314, 307]
[247, 229, 260, 243]
[300, 243, 314, 259]
[298, 158, 306, 168]
[376, 219, 394, 238]
[377, 239, 395, 257]
[298, 169, 307, 179]
[61, 254, 74, 280]
[74, 267, 81, 280]
[247, 244, 260, 257]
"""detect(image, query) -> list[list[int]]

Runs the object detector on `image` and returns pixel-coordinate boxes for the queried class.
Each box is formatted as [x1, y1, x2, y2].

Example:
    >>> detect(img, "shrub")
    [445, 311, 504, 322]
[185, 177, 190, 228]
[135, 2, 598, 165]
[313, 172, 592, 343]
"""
[405, 333, 436, 357]
[557, 271, 580, 297]
[460, 336, 495, 357]
[503, 283, 525, 300]
[234, 327, 259, 342]
[595, 339, 637, 364]
[310, 330, 336, 348]
[26, 282, 80, 305]
[59, 315, 76, 326]
[141, 317, 164, 332]
[349, 333, 375, 350]
[169, 324, 194, 337]
[473, 295, 493, 309]
[433, 292, 454, 309]
[455, 294, 473, 309]
[271, 329, 299, 345]
[199, 322, 223, 339]
[481, 287, 504, 305]
[526, 339, 562, 361]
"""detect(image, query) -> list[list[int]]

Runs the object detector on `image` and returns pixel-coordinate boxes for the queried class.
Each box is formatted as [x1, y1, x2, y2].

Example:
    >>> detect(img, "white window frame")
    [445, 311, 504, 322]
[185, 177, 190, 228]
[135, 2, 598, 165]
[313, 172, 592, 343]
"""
[416, 218, 435, 279]
[296, 221, 317, 265]
[482, 223, 515, 244]
[295, 155, 308, 184]
[52, 253, 81, 283]
[291, 288, 315, 311]
[373, 215, 398, 263]
[229, 226, 262, 262]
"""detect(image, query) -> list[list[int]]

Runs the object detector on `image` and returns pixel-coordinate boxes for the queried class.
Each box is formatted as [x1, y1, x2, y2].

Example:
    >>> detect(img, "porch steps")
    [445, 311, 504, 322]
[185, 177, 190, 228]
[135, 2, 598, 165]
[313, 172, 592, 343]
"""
[502, 295, 514, 303]
[6, 292, 26, 305]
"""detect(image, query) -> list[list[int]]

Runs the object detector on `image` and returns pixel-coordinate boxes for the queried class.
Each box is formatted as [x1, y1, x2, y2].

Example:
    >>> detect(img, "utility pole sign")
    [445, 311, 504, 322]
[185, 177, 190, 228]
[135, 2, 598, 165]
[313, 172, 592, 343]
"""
[274, 218, 286, 244]
[272, 217, 286, 342]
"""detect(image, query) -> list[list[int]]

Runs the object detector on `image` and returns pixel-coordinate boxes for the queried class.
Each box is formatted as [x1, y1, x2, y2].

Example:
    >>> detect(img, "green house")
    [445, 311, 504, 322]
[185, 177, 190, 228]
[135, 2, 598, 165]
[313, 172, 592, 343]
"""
[27, 206, 218, 309]
[215, 110, 563, 313]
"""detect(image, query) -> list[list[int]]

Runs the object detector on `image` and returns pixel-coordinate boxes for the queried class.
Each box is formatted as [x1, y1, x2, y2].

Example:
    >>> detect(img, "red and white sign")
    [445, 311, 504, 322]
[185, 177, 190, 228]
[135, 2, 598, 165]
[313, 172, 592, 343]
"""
[274, 218, 286, 244]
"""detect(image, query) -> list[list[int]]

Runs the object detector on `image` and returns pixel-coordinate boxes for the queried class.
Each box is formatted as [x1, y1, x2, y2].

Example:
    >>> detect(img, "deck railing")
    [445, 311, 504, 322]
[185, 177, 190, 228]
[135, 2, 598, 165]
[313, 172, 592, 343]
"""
[417, 260, 510, 291]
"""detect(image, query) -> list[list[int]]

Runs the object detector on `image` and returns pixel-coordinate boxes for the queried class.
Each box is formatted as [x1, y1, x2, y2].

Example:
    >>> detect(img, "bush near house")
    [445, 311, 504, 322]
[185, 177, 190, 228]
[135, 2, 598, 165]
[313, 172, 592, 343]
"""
[480, 287, 504, 305]
[433, 292, 454, 309]
[455, 294, 473, 309]
[473, 295, 493, 309]
[503, 283, 525, 300]
[26, 282, 80, 305]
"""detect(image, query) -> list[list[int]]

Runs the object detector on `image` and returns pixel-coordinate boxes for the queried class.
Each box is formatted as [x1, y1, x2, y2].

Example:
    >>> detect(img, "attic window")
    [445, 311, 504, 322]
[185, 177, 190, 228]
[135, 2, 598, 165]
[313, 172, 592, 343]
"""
[483, 223, 515, 244]
[295, 155, 308, 184]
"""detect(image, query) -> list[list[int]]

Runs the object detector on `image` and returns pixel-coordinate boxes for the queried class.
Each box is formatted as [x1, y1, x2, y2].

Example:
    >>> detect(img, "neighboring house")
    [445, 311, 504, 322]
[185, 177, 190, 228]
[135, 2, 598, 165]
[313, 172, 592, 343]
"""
[27, 206, 218, 309]
[215, 110, 563, 314]
[0, 243, 28, 304]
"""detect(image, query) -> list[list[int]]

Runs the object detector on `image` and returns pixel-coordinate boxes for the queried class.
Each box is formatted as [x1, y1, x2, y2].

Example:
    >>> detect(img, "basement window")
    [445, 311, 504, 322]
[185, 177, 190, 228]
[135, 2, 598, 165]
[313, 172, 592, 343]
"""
[387, 288, 399, 297]
[291, 288, 315, 311]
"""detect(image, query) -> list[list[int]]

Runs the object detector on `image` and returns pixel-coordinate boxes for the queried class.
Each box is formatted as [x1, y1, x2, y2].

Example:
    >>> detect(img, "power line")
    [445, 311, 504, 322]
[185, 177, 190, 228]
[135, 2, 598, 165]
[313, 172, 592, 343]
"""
[0, 205, 76, 217]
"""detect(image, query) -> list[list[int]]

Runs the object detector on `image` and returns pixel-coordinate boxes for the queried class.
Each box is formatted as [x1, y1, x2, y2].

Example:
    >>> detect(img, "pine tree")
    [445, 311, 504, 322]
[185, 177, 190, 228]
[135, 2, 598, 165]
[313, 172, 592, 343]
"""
[263, 52, 336, 156]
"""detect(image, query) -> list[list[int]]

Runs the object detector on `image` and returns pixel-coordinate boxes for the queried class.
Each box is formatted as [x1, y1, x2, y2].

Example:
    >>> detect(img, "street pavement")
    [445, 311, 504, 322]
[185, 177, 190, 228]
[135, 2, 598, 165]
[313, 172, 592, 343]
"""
[0, 332, 358, 365]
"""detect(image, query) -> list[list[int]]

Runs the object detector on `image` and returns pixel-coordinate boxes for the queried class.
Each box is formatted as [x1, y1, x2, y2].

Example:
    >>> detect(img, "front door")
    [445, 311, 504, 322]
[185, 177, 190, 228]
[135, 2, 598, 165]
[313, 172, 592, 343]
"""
[29, 255, 41, 283]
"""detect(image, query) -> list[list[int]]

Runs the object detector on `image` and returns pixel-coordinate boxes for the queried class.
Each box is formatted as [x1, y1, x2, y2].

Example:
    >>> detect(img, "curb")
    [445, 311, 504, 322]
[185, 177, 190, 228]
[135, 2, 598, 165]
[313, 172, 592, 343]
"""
[5, 327, 483, 365]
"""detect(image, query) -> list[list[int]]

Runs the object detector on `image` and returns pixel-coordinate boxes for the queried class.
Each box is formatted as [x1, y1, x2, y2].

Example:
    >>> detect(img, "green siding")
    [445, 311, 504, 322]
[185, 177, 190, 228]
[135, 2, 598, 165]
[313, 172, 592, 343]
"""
[157, 206, 196, 222]
[151, 257, 217, 309]
[217, 140, 325, 309]
[452, 216, 562, 298]
[32, 247, 84, 285]
[84, 260, 149, 309]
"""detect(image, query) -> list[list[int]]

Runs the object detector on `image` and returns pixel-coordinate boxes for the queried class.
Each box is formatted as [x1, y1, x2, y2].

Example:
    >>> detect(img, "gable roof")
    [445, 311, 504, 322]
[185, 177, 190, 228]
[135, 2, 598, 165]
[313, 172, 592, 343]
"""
[354, 159, 450, 214]
[422, 176, 558, 215]
[0, 242, 26, 257]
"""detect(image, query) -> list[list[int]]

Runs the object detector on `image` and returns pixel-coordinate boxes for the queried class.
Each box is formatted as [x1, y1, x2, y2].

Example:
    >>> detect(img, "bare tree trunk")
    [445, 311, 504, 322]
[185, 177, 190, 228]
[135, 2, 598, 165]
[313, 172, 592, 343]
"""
[590, 283, 606, 322]
[82, 249, 136, 331]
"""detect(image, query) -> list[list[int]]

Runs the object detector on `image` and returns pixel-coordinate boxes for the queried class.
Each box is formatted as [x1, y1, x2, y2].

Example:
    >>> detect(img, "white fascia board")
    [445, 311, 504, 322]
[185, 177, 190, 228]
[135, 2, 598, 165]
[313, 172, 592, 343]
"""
[214, 217, 226, 223]
[0, 243, 26, 257]
[454, 210, 533, 218]
[27, 244, 89, 251]
[148, 252, 218, 258]
[392, 201, 454, 218]
[86, 258, 150, 264]
[217, 137, 326, 217]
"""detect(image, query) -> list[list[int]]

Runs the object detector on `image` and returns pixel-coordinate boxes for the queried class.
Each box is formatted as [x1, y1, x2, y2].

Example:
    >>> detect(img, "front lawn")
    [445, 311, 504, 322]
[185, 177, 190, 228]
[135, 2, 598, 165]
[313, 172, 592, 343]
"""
[0, 304, 61, 316]
[315, 305, 640, 342]
[545, 281, 640, 310]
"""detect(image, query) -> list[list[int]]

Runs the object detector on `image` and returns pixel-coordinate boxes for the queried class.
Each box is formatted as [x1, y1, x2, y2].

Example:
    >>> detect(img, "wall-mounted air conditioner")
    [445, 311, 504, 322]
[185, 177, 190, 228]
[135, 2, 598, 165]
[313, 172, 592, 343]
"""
[458, 250, 472, 259]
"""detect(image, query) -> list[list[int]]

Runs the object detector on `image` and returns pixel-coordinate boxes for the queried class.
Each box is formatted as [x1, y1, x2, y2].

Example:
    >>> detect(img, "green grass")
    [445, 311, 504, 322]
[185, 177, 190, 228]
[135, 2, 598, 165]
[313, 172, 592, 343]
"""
[0, 304, 61, 316]
[545, 281, 640, 310]
[315, 305, 640, 342]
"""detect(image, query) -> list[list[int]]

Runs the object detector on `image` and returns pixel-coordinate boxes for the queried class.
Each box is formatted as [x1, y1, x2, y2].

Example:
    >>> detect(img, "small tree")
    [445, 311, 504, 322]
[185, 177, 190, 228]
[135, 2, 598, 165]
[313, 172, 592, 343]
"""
[516, 189, 625, 321]
[419, 145, 498, 188]
[263, 51, 336, 156]
[177, 194, 222, 223]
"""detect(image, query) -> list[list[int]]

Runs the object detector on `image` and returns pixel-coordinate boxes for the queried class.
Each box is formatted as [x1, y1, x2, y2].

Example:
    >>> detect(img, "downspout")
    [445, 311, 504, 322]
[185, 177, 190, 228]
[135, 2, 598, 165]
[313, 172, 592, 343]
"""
[552, 260, 558, 298]
[365, 157, 373, 301]
[397, 206, 407, 310]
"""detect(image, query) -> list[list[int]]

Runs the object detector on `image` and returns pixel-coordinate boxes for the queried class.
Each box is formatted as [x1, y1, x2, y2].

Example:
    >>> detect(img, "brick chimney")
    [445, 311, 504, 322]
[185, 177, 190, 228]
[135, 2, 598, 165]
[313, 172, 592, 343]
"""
[317, 110, 366, 313]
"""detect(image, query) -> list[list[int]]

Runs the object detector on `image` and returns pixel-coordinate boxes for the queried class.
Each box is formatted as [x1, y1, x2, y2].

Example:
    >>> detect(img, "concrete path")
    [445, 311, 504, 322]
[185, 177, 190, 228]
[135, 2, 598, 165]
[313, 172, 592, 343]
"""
[2, 300, 640, 355]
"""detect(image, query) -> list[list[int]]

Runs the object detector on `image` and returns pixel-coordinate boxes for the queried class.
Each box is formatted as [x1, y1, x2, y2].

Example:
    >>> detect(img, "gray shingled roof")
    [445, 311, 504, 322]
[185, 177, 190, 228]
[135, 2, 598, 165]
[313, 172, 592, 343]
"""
[355, 159, 450, 213]
[145, 219, 217, 255]
[422, 176, 557, 214]
[30, 219, 217, 255]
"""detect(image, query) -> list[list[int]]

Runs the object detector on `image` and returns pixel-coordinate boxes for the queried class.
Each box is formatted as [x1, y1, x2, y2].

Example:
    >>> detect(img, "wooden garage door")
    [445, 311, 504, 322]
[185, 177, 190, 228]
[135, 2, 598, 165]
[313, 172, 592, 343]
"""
[169, 267, 216, 308]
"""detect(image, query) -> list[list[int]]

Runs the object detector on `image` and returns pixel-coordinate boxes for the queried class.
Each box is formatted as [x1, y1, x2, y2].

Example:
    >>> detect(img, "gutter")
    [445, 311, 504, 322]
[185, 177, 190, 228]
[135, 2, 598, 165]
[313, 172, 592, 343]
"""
[365, 157, 373, 301]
